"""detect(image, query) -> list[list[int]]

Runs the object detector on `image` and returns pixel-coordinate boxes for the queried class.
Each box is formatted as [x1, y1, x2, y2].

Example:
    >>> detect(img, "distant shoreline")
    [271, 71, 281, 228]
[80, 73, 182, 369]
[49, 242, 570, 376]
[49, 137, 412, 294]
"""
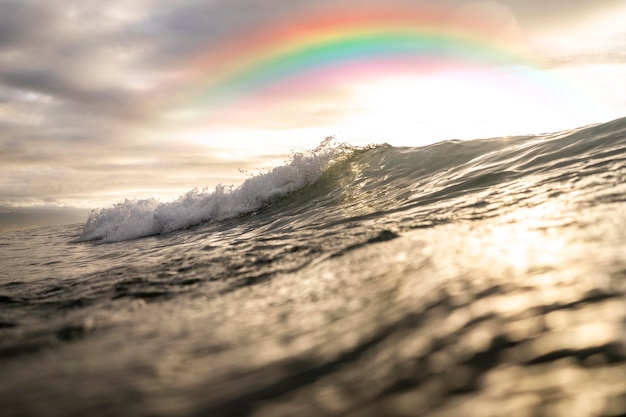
[0, 207, 90, 232]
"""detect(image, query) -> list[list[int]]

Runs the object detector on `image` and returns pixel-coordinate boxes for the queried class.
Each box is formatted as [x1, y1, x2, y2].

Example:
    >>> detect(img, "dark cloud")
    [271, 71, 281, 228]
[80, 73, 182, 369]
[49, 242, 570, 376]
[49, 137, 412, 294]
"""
[0, 0, 158, 120]
[0, 0, 57, 47]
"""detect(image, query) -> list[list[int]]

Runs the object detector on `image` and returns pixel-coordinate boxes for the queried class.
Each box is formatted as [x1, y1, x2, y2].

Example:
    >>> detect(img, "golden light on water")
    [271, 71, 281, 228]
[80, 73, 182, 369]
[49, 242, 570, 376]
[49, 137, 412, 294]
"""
[480, 200, 572, 276]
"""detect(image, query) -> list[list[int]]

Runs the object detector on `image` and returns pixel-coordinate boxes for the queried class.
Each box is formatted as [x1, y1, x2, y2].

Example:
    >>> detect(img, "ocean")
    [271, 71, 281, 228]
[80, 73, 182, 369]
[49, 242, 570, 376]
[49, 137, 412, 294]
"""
[1, 117, 626, 416]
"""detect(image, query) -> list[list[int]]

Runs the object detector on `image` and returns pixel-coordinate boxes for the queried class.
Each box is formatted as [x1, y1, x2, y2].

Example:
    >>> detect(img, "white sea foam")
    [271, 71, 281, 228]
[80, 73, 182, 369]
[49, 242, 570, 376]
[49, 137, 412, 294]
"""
[79, 139, 346, 242]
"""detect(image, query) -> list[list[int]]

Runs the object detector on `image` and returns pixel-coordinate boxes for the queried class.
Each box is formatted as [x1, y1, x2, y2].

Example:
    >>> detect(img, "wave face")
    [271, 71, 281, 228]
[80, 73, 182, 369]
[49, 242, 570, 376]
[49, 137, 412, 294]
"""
[81, 117, 626, 243]
[4, 117, 626, 417]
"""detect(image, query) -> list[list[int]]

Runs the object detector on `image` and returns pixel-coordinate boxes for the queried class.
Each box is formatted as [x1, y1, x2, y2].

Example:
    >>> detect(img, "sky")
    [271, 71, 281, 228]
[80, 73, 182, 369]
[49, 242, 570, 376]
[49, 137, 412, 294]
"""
[1, 0, 625, 227]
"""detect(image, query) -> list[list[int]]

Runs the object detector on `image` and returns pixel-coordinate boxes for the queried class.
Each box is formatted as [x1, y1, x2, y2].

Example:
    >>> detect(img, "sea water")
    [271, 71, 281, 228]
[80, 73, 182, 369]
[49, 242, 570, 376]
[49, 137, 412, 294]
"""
[1, 118, 626, 416]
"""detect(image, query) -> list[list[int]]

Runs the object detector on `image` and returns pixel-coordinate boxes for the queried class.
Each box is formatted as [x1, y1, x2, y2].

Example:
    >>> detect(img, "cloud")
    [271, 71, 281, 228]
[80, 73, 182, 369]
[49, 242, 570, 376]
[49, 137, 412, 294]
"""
[1, 0, 625, 210]
[0, 0, 159, 117]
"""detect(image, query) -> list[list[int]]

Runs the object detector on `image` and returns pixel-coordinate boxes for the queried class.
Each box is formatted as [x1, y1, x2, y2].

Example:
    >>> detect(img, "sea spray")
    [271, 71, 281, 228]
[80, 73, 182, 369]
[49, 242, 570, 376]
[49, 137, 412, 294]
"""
[79, 137, 353, 242]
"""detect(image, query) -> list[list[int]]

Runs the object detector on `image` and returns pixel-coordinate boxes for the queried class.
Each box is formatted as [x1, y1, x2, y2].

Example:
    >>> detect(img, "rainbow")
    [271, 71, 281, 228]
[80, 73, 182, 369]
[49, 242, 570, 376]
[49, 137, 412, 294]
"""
[164, 6, 542, 120]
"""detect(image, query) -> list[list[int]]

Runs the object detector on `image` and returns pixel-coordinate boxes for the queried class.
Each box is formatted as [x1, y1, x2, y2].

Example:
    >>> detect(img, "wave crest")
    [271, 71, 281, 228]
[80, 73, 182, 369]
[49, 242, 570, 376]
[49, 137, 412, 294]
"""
[80, 138, 353, 242]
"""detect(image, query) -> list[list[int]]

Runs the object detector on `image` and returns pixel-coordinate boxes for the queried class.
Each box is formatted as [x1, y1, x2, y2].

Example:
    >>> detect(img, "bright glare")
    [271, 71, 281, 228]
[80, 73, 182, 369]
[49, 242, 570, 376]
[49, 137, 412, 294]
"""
[329, 69, 607, 146]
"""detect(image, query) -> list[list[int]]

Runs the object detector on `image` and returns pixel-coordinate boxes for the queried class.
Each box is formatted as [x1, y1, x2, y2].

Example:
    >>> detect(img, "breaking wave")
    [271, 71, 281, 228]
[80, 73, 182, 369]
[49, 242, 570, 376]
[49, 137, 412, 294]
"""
[80, 117, 626, 243]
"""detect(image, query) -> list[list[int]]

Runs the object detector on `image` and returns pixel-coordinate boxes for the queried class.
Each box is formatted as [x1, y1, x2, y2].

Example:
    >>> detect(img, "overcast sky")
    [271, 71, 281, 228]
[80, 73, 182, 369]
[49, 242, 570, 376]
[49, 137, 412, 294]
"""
[1, 0, 625, 215]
